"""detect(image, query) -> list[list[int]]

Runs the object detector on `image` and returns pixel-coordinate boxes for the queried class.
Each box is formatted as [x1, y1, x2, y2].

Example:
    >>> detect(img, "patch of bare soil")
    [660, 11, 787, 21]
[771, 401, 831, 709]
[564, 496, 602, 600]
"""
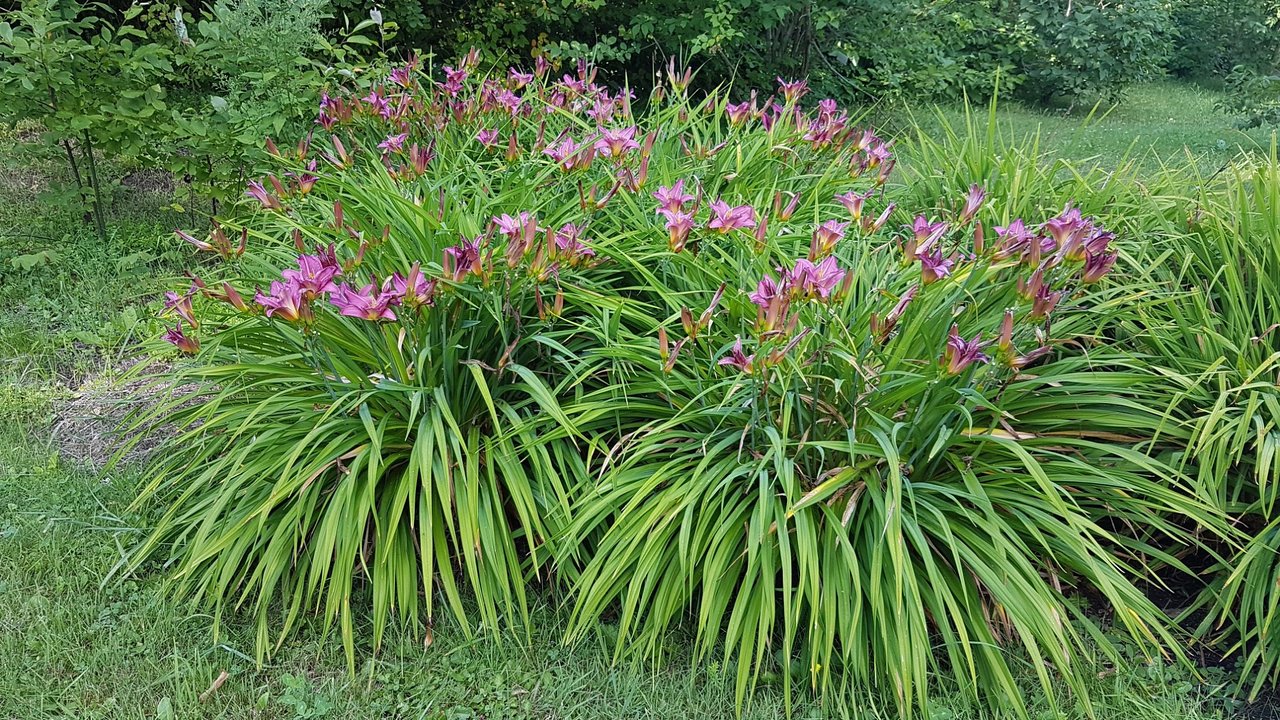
[120, 169, 175, 196]
[0, 165, 49, 195]
[50, 359, 196, 469]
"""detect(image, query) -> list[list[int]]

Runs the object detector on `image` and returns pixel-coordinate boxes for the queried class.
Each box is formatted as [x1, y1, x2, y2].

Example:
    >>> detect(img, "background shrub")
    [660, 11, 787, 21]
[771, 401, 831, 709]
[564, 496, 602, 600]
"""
[1167, 0, 1280, 83]
[1009, 0, 1174, 104]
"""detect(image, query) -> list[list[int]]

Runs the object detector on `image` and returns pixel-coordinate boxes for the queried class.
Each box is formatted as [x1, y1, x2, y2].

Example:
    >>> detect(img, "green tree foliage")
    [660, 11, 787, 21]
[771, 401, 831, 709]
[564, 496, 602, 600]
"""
[0, 1, 172, 239]
[1168, 0, 1280, 81]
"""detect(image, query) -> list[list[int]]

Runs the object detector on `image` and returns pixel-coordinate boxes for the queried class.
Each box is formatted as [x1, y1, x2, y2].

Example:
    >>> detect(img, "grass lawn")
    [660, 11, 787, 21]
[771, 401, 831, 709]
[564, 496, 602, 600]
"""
[890, 81, 1278, 175]
[0, 79, 1265, 718]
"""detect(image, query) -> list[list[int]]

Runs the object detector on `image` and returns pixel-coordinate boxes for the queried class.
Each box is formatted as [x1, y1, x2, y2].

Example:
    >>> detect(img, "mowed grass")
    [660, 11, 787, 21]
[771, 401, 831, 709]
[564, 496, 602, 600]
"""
[0, 80, 1263, 718]
[0, 429, 1230, 719]
[886, 81, 1278, 174]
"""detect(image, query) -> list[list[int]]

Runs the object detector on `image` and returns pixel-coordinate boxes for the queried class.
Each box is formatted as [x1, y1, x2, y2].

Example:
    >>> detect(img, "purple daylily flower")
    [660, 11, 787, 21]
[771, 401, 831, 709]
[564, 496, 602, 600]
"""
[255, 279, 311, 323]
[810, 219, 849, 259]
[659, 209, 695, 252]
[750, 274, 781, 309]
[919, 249, 954, 284]
[707, 199, 758, 233]
[163, 322, 199, 354]
[163, 285, 198, 327]
[836, 189, 873, 221]
[282, 254, 341, 299]
[553, 223, 596, 266]
[443, 237, 483, 281]
[943, 324, 990, 375]
[594, 126, 640, 159]
[378, 132, 409, 154]
[959, 184, 985, 224]
[330, 282, 398, 321]
[776, 77, 809, 104]
[543, 135, 584, 171]
[1082, 249, 1117, 283]
[654, 180, 695, 214]
[718, 337, 755, 374]
[246, 180, 281, 210]
[386, 264, 436, 308]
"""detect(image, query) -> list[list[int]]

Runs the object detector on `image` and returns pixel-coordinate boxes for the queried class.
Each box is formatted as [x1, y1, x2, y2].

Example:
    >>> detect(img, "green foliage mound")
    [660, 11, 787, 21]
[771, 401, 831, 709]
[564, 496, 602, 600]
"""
[121, 55, 1235, 716]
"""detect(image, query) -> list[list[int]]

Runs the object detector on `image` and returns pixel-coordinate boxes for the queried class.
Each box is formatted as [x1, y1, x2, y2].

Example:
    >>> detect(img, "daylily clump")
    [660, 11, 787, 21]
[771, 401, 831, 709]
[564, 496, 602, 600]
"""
[149, 50, 1140, 720]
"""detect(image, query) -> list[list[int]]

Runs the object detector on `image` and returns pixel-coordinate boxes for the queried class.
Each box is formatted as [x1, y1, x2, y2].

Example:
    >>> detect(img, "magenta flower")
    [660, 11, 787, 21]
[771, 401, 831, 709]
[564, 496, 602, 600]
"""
[803, 104, 849, 148]
[389, 64, 415, 88]
[659, 209, 695, 252]
[409, 143, 434, 175]
[1044, 205, 1085, 245]
[476, 128, 500, 147]
[911, 216, 948, 251]
[809, 256, 846, 299]
[387, 264, 437, 308]
[725, 93, 758, 126]
[810, 219, 849, 259]
[1084, 229, 1114, 255]
[293, 159, 319, 195]
[993, 219, 1034, 259]
[282, 254, 341, 299]
[594, 126, 640, 159]
[163, 286, 198, 327]
[378, 132, 408, 154]
[959, 184, 986, 224]
[552, 223, 596, 266]
[508, 68, 534, 88]
[361, 90, 389, 117]
[543, 135, 583, 172]
[776, 77, 809, 104]
[654, 180, 696, 214]
[331, 282, 398, 322]
[942, 324, 990, 375]
[707, 199, 758, 233]
[749, 274, 781, 309]
[919, 250, 954, 284]
[255, 279, 311, 323]
[718, 337, 755, 374]
[1029, 284, 1063, 320]
[494, 212, 535, 241]
[163, 322, 199, 354]
[836, 189, 873, 221]
[444, 237, 483, 281]
[788, 256, 846, 300]
[441, 65, 468, 95]
[1082, 249, 1117, 283]
[245, 180, 281, 210]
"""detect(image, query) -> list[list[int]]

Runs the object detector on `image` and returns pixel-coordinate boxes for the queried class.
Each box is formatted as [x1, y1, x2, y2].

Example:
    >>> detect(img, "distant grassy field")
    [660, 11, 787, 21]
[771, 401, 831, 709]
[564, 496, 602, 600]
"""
[0, 80, 1262, 718]
[888, 81, 1277, 174]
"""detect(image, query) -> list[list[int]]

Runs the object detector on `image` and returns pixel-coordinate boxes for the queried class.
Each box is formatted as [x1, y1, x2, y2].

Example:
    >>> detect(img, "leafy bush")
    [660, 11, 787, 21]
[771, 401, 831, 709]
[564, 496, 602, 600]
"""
[1168, 0, 1280, 82]
[1222, 67, 1280, 128]
[160, 0, 376, 209]
[120, 55, 1229, 715]
[0, 0, 172, 239]
[1010, 0, 1174, 103]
